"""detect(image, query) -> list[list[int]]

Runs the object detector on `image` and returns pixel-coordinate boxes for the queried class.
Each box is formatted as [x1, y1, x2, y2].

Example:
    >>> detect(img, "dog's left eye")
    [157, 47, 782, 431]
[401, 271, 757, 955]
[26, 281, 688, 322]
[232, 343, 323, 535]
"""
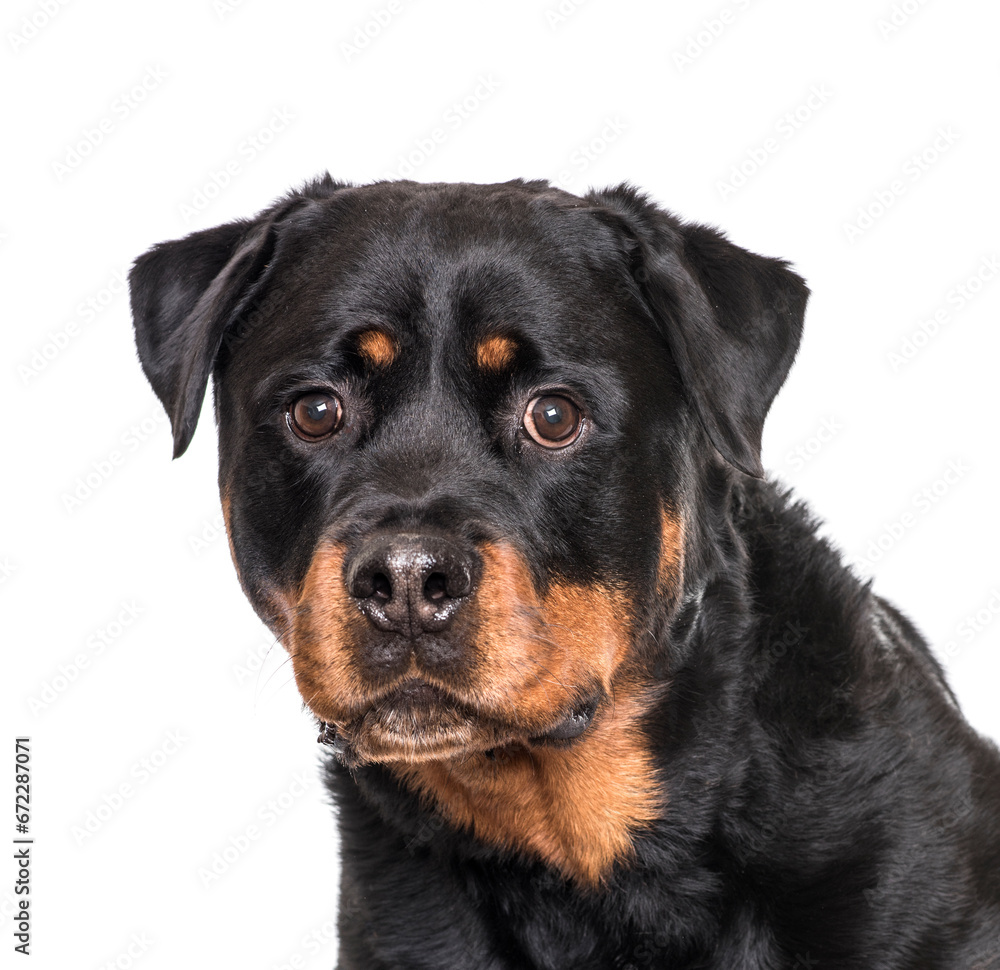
[523, 395, 582, 448]
[287, 392, 343, 440]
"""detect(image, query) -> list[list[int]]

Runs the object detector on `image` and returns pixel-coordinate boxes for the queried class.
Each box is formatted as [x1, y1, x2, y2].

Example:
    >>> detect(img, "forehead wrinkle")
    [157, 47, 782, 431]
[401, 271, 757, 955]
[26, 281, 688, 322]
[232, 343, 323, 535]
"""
[324, 249, 427, 325]
[412, 249, 499, 388]
[426, 244, 552, 362]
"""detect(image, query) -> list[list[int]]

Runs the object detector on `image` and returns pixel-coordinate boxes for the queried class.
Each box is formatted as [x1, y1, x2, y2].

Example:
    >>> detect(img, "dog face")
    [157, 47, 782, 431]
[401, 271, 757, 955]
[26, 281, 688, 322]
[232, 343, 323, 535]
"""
[130, 177, 807, 771]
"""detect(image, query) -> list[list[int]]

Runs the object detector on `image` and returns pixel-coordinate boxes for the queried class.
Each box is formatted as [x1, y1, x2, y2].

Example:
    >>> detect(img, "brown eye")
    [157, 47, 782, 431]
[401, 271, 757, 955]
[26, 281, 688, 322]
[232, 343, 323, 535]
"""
[524, 395, 582, 448]
[288, 392, 343, 440]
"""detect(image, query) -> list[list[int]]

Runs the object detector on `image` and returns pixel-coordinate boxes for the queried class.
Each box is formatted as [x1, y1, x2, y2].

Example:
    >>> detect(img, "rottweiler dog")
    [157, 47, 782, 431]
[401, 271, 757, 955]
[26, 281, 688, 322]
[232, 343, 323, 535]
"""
[130, 176, 1000, 969]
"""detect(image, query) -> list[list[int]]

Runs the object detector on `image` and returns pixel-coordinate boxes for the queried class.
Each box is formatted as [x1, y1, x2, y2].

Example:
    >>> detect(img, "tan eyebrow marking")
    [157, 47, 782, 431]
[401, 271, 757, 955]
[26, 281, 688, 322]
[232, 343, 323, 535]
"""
[475, 334, 518, 372]
[356, 330, 397, 368]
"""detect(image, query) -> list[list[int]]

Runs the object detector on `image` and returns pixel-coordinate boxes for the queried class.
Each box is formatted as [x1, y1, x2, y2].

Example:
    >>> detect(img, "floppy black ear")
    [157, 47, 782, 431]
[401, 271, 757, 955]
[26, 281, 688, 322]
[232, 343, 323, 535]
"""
[129, 211, 287, 459]
[588, 185, 808, 478]
[129, 169, 356, 459]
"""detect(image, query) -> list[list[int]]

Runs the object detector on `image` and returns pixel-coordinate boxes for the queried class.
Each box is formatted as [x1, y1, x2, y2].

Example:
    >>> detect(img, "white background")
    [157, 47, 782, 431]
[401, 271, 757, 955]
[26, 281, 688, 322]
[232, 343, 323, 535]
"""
[3, 0, 999, 967]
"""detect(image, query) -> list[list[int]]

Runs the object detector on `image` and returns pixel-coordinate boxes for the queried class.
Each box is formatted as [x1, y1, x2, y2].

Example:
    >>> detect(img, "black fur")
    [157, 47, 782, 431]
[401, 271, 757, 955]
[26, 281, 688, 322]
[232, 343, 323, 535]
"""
[131, 177, 1000, 969]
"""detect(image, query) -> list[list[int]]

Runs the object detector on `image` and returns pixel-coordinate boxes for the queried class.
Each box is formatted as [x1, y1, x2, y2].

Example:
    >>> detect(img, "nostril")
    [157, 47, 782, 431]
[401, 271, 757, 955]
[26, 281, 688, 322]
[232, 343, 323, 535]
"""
[372, 573, 392, 601]
[424, 572, 448, 602]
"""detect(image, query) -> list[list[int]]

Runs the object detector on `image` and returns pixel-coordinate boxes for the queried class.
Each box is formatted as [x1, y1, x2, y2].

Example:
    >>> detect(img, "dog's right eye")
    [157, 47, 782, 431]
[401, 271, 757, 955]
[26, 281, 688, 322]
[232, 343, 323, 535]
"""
[287, 393, 343, 440]
[523, 395, 583, 448]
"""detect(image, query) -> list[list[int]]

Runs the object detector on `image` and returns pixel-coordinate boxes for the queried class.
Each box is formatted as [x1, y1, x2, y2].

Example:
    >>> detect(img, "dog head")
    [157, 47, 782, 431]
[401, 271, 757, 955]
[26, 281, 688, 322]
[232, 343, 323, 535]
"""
[130, 176, 806, 768]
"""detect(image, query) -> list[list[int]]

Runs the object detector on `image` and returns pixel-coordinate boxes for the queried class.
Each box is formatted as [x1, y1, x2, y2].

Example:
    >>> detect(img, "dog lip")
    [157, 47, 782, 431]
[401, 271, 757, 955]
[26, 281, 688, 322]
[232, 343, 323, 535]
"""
[389, 678, 446, 707]
[530, 694, 602, 744]
[319, 682, 608, 764]
[367, 678, 469, 726]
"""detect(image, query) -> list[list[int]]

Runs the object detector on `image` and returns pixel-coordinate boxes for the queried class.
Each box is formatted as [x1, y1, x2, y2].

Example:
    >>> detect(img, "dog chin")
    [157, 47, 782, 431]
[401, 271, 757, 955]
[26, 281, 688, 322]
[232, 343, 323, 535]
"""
[350, 724, 485, 765]
[319, 682, 516, 766]
[316, 679, 609, 765]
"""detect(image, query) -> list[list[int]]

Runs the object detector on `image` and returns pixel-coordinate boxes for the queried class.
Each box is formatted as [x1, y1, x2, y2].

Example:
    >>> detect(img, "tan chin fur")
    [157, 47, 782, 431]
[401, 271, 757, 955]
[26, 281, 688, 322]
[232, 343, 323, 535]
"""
[398, 687, 664, 887]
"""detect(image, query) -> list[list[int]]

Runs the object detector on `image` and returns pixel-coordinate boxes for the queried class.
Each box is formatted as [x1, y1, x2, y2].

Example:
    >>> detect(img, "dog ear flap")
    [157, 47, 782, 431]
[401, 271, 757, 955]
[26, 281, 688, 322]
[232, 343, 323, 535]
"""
[589, 186, 808, 478]
[129, 212, 287, 459]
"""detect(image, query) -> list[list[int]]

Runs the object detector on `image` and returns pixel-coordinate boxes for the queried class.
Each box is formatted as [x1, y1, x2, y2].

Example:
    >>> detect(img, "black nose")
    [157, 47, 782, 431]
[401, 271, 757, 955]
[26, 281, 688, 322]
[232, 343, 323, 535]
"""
[346, 534, 480, 637]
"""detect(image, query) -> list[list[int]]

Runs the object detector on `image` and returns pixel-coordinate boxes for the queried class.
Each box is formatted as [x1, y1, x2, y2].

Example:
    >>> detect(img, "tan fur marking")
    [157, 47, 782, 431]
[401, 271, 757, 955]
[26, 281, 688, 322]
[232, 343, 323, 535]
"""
[468, 544, 631, 716]
[657, 505, 685, 599]
[401, 688, 663, 886]
[475, 334, 518, 371]
[356, 329, 397, 368]
[288, 543, 368, 719]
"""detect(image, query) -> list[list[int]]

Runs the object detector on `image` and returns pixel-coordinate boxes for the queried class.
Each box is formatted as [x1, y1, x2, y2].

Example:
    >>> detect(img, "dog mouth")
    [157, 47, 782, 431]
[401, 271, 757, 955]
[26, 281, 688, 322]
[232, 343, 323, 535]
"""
[316, 678, 604, 766]
[317, 679, 501, 765]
